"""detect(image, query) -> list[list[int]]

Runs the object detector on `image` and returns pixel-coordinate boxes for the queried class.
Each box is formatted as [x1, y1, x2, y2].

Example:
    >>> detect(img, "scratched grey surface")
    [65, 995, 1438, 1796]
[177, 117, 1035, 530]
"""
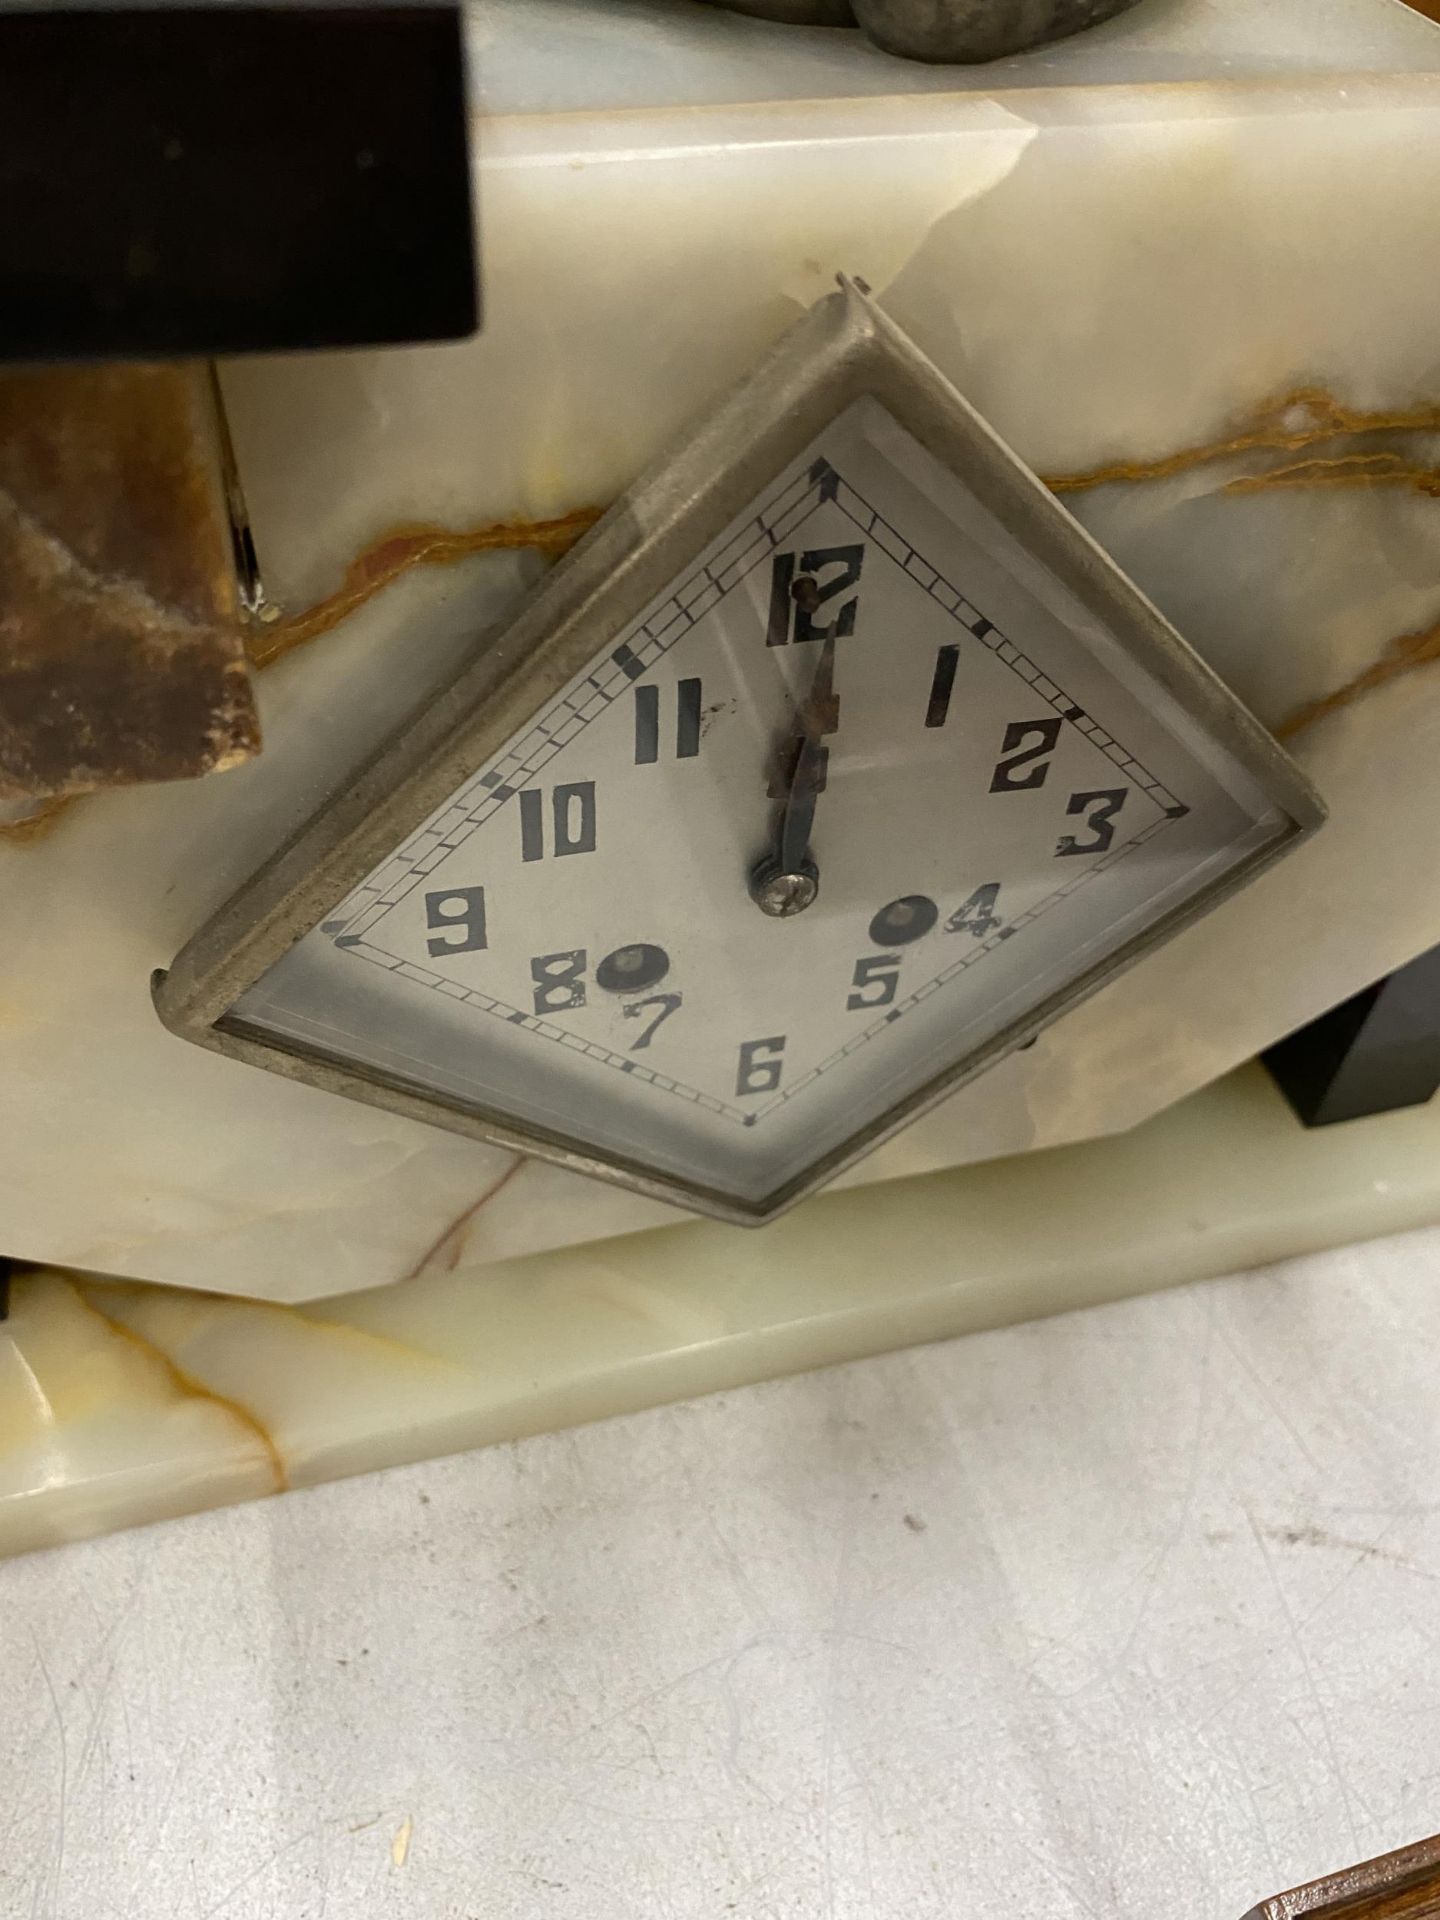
[4, 1228, 1440, 1920]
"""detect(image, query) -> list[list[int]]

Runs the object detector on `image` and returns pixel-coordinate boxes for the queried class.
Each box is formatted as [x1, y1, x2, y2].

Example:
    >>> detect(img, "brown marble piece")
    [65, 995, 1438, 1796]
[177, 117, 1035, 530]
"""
[1242, 1832, 1440, 1920]
[0, 363, 259, 802]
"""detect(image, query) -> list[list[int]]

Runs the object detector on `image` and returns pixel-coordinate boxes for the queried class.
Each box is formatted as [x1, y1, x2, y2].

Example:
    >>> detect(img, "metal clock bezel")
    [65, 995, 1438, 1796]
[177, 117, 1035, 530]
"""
[154, 279, 1326, 1226]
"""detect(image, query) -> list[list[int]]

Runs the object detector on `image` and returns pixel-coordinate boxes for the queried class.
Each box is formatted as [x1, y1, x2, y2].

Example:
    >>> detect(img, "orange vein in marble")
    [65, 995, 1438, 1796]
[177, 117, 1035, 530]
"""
[71, 1279, 288, 1490]
[1278, 615, 1440, 742]
[0, 796, 71, 844]
[1043, 388, 1440, 494]
[6, 387, 1439, 849]
[402, 1157, 527, 1282]
[247, 507, 605, 671]
[1225, 451, 1440, 498]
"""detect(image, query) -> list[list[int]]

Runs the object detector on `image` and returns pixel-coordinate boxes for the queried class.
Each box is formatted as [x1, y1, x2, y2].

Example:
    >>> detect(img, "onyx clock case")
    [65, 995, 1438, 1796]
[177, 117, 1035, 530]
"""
[154, 283, 1324, 1225]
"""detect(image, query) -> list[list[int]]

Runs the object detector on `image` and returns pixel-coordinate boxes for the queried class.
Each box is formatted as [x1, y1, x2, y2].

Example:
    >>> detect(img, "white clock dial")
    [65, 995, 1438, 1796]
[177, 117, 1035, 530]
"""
[231, 394, 1294, 1212]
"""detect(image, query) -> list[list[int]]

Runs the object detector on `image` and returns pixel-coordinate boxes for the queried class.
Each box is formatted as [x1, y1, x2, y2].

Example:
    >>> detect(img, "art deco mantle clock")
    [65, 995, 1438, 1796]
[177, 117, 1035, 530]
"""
[155, 282, 1323, 1223]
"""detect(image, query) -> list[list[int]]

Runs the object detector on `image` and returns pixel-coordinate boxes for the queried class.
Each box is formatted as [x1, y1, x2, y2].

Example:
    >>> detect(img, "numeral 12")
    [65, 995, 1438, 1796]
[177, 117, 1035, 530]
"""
[766, 545, 864, 647]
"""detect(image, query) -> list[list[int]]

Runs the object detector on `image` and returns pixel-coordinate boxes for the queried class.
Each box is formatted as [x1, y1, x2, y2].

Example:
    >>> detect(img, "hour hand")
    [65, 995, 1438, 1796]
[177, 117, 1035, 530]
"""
[750, 637, 838, 919]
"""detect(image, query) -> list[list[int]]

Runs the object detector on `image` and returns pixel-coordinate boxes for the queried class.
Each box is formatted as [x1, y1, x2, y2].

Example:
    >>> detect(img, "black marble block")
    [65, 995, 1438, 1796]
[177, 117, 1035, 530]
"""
[1264, 945, 1440, 1128]
[0, 5, 477, 361]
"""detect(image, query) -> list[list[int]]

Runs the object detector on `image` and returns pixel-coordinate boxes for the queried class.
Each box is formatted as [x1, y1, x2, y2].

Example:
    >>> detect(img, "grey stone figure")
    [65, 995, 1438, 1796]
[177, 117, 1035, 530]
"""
[710, 0, 1146, 61]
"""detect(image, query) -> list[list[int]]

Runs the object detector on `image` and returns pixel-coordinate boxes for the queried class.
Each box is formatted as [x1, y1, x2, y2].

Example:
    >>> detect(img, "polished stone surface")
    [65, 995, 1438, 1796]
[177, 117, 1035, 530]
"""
[1, 0, 1438, 1302]
[3, 1065, 1439, 1561]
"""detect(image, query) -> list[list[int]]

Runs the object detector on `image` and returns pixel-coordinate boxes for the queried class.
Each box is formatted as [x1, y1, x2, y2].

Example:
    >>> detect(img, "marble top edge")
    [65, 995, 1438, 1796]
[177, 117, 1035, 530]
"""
[470, 69, 1440, 157]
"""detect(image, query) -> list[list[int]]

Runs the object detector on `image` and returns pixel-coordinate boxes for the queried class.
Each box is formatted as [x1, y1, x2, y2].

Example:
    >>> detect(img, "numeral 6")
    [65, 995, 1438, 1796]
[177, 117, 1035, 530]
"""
[736, 1036, 786, 1096]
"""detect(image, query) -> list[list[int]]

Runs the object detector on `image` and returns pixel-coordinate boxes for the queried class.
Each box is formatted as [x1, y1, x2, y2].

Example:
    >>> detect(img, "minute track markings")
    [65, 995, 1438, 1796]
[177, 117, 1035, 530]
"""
[330, 789, 1183, 1132]
[328, 452, 1180, 950]
[360, 461, 1178, 947]
[820, 474, 1183, 813]
[746, 808, 1184, 1121]
[345, 764, 1176, 1126]
[157, 253, 1313, 1242]
[323, 462, 837, 947]
[318, 442, 1193, 1126]
[328, 935, 754, 1125]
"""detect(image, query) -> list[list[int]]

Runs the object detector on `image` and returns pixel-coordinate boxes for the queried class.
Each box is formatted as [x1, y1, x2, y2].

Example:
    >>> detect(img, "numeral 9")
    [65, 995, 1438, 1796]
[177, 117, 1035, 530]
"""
[425, 886, 487, 956]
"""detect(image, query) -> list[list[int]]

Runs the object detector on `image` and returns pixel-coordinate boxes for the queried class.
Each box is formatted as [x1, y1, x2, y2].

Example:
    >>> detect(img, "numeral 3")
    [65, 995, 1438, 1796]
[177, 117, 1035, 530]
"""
[1056, 788, 1128, 856]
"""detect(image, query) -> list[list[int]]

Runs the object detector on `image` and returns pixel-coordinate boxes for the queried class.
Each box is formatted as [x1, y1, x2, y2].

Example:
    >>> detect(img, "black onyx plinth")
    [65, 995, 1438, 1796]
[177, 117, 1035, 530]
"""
[0, 6, 477, 361]
[1265, 945, 1440, 1128]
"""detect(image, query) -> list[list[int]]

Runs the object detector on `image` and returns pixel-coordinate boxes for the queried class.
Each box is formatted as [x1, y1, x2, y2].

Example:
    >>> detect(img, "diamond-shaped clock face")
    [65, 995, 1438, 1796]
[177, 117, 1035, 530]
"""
[227, 393, 1296, 1213]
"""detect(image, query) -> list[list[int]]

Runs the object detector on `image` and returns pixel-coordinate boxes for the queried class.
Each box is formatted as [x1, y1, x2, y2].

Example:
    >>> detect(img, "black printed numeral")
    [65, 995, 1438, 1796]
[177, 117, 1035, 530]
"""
[1056, 788, 1128, 857]
[424, 886, 487, 957]
[925, 644, 960, 728]
[519, 781, 596, 862]
[846, 955, 901, 1011]
[736, 1036, 786, 1096]
[528, 947, 681, 1037]
[624, 994, 682, 1051]
[990, 718, 1062, 793]
[945, 884, 1003, 938]
[634, 679, 702, 764]
[531, 949, 587, 1014]
[766, 544, 864, 647]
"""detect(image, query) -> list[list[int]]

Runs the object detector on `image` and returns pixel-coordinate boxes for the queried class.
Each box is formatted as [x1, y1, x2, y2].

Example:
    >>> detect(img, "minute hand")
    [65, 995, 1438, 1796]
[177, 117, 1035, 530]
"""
[776, 634, 839, 877]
